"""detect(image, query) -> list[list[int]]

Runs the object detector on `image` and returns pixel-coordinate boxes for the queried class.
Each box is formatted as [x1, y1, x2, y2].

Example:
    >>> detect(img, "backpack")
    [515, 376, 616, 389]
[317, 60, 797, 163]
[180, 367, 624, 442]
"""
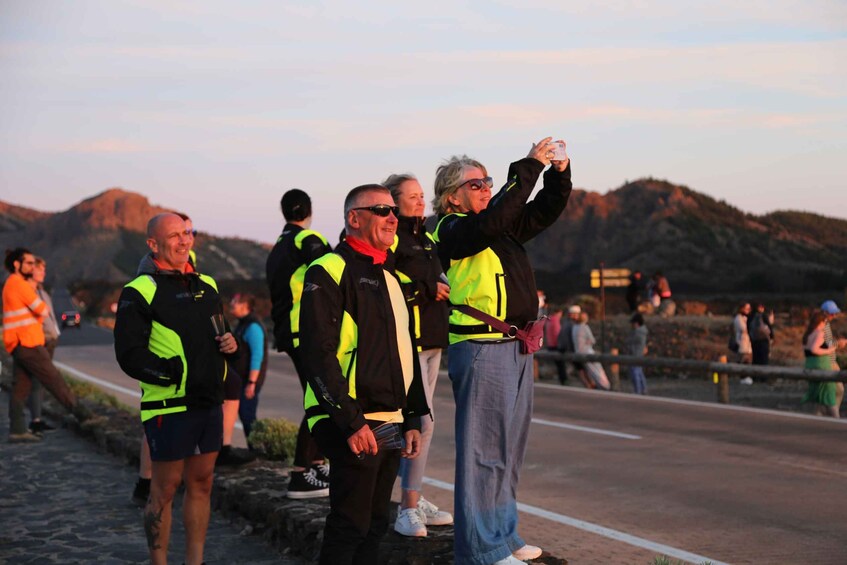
[751, 315, 771, 340]
[728, 323, 739, 353]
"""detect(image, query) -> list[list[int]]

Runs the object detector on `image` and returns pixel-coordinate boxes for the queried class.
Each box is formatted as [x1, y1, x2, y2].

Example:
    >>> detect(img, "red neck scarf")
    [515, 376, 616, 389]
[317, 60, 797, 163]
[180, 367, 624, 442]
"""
[346, 236, 387, 265]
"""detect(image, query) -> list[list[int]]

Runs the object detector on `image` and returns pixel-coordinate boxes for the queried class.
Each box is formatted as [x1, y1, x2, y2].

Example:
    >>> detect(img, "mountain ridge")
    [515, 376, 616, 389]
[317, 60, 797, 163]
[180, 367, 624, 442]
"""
[1, 182, 845, 297]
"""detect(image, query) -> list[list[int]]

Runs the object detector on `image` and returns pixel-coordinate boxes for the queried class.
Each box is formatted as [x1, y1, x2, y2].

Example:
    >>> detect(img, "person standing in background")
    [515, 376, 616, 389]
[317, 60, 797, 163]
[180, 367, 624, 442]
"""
[545, 306, 566, 385]
[26, 256, 60, 434]
[383, 173, 453, 538]
[558, 305, 592, 388]
[734, 302, 754, 384]
[748, 303, 774, 366]
[229, 292, 268, 448]
[4, 247, 99, 443]
[625, 271, 643, 313]
[820, 300, 846, 413]
[266, 189, 333, 498]
[626, 313, 648, 395]
[801, 311, 839, 418]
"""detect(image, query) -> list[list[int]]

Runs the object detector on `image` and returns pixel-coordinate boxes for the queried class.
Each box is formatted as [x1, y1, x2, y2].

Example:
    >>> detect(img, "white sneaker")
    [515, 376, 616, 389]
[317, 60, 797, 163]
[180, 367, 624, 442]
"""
[512, 544, 543, 560]
[740, 377, 753, 385]
[492, 556, 526, 565]
[394, 507, 427, 537]
[417, 496, 453, 526]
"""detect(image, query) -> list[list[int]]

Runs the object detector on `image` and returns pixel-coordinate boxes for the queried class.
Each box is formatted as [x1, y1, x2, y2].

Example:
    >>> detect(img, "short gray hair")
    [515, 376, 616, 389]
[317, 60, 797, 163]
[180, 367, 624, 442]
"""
[432, 155, 488, 215]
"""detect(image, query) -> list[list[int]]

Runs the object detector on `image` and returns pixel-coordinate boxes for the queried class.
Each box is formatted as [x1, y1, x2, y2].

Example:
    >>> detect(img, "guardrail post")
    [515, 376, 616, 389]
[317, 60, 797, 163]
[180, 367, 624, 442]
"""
[609, 347, 620, 391]
[716, 354, 730, 404]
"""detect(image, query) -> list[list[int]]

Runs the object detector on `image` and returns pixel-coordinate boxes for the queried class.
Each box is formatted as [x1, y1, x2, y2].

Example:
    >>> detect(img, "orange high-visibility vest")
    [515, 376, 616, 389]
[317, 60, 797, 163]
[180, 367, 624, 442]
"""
[2, 273, 46, 353]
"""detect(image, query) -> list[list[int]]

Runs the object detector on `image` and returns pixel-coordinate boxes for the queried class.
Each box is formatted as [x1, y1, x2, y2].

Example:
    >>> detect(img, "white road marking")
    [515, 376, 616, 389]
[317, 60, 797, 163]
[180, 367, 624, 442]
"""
[55, 361, 244, 430]
[535, 381, 847, 425]
[531, 417, 641, 440]
[422, 477, 729, 565]
[56, 361, 141, 399]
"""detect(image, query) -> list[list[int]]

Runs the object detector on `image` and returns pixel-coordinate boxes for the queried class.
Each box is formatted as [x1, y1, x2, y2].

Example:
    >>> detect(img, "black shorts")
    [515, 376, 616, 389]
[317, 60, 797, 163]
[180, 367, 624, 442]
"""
[223, 366, 242, 400]
[143, 406, 223, 461]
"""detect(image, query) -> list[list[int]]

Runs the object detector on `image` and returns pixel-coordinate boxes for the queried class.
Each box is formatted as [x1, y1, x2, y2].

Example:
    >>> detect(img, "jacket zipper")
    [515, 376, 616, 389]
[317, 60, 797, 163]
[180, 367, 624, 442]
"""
[495, 273, 505, 318]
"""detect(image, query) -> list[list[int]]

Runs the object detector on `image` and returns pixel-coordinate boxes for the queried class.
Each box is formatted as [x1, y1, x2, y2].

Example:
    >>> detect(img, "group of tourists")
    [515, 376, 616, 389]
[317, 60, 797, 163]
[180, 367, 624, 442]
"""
[7, 129, 843, 565]
[107, 136, 571, 565]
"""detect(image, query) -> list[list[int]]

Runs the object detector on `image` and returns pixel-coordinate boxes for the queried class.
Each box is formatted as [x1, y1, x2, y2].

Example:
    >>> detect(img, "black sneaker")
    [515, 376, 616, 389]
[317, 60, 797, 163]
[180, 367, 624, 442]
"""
[312, 461, 330, 484]
[131, 478, 151, 507]
[286, 468, 329, 499]
[29, 420, 56, 434]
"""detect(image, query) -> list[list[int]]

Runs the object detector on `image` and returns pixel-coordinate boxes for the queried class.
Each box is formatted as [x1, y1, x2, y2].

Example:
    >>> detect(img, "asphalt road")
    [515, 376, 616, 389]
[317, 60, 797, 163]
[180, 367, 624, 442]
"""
[52, 318, 847, 565]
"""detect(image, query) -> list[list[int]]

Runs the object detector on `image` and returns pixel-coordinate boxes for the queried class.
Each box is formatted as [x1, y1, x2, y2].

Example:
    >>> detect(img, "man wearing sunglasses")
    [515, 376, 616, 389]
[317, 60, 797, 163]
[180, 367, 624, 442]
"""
[298, 184, 430, 564]
[432, 137, 572, 565]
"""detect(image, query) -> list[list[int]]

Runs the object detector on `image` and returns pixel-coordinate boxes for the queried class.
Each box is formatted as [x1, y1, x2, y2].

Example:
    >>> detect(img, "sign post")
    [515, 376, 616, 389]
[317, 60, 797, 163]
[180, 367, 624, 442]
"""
[589, 266, 632, 353]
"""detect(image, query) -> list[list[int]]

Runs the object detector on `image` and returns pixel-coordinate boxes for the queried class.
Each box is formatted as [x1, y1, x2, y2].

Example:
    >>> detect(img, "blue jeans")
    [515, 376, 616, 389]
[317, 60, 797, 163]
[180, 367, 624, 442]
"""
[628, 365, 647, 395]
[399, 348, 442, 492]
[449, 340, 533, 565]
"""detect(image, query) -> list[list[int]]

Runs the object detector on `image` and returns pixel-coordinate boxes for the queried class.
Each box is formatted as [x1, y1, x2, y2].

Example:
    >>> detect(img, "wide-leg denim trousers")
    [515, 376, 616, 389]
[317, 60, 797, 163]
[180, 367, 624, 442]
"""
[449, 339, 533, 565]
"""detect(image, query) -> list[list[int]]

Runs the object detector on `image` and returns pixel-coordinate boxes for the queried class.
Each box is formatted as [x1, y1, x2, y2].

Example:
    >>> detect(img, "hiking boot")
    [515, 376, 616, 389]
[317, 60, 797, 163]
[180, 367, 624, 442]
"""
[131, 478, 151, 507]
[286, 468, 329, 499]
[394, 507, 427, 537]
[512, 544, 542, 560]
[29, 420, 56, 434]
[417, 496, 453, 526]
[9, 431, 42, 443]
[312, 461, 330, 484]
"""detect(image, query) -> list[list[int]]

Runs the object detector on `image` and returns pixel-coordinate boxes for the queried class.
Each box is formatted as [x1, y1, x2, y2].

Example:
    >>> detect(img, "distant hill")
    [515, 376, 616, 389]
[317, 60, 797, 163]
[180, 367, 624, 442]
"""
[528, 178, 847, 297]
[2, 182, 845, 298]
[0, 189, 270, 286]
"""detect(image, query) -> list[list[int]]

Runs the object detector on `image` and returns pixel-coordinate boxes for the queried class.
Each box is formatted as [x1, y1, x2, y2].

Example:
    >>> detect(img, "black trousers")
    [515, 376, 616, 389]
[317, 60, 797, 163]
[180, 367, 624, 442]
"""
[311, 418, 402, 565]
[288, 348, 323, 467]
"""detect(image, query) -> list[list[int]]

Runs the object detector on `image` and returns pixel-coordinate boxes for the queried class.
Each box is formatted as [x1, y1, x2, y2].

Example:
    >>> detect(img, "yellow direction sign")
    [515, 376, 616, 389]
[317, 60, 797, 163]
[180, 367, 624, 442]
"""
[590, 268, 631, 278]
[590, 268, 632, 288]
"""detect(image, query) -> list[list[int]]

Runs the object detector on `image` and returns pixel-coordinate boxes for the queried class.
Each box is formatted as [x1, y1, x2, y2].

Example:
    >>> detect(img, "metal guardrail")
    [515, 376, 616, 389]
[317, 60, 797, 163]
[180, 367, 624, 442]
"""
[535, 350, 847, 383]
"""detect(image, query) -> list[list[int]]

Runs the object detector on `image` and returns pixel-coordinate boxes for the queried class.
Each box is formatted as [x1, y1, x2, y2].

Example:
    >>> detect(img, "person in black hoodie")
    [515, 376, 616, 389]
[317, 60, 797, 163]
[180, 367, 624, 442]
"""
[384, 173, 453, 537]
[432, 137, 572, 565]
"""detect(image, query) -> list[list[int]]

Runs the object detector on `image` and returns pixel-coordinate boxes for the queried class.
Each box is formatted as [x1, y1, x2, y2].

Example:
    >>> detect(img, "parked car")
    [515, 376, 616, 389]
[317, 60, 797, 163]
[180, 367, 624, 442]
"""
[61, 310, 81, 329]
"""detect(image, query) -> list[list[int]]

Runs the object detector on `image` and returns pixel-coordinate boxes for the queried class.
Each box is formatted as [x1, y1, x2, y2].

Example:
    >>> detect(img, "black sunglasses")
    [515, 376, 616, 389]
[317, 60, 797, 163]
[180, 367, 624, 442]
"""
[351, 204, 399, 217]
[457, 177, 493, 191]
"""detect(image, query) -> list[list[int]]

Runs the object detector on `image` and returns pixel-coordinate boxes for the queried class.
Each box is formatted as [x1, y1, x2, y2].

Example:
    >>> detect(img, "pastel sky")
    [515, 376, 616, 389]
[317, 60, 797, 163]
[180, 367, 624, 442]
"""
[2, 0, 846, 244]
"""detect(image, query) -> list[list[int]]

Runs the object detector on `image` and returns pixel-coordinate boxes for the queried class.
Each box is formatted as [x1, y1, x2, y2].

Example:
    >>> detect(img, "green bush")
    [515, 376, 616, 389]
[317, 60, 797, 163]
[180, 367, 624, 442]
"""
[247, 417, 299, 464]
[64, 374, 137, 413]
